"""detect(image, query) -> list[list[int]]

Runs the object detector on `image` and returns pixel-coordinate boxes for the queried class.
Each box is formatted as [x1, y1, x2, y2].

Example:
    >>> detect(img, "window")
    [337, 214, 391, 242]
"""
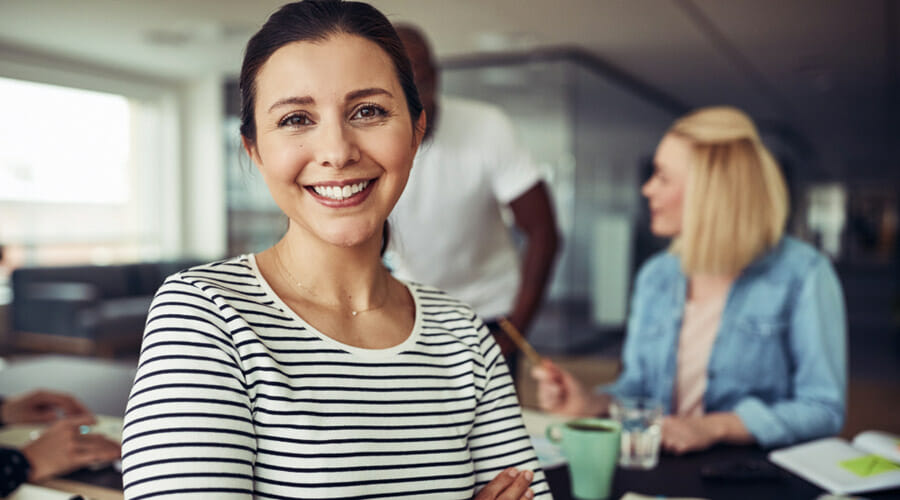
[0, 77, 130, 203]
[0, 77, 170, 268]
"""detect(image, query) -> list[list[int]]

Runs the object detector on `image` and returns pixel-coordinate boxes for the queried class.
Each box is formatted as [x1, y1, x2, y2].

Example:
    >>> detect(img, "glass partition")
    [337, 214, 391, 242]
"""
[442, 54, 675, 351]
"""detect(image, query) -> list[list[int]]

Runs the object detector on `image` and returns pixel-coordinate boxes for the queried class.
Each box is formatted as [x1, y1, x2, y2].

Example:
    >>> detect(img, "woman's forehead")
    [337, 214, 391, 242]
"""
[255, 34, 400, 103]
[655, 134, 692, 172]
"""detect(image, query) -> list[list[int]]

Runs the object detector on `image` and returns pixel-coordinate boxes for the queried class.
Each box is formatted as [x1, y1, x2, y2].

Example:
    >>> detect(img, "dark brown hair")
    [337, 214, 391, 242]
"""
[239, 0, 423, 144]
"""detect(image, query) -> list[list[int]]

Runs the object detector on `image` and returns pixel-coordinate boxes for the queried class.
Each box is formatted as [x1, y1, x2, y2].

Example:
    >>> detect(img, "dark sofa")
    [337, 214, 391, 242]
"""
[10, 260, 201, 356]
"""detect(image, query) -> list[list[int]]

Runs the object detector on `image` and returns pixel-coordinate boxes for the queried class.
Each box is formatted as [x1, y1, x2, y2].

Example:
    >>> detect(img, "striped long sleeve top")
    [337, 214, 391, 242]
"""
[121, 255, 551, 499]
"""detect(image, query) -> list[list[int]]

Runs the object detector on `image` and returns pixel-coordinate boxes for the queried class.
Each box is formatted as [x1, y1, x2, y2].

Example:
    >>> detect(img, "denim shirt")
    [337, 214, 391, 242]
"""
[604, 236, 847, 448]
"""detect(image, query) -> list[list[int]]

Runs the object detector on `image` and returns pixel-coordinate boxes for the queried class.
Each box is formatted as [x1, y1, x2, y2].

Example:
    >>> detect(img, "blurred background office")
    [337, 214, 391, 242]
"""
[0, 0, 897, 434]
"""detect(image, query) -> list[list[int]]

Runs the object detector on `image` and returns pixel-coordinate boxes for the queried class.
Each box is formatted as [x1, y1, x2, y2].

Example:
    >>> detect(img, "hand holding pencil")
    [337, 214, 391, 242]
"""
[530, 358, 607, 417]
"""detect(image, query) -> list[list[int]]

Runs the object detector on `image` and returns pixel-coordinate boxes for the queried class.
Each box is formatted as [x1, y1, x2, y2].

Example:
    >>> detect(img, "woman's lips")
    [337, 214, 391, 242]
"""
[306, 178, 376, 207]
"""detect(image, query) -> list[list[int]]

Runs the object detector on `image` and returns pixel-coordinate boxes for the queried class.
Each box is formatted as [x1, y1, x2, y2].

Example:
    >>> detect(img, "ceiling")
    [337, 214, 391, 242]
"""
[1, 0, 896, 181]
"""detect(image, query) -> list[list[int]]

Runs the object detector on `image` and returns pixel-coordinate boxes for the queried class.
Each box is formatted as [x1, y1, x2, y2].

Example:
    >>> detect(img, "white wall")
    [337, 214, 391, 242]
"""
[180, 76, 227, 260]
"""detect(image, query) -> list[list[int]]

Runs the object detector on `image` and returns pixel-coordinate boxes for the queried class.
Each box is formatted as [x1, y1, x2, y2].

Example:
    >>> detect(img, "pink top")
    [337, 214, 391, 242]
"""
[674, 286, 730, 417]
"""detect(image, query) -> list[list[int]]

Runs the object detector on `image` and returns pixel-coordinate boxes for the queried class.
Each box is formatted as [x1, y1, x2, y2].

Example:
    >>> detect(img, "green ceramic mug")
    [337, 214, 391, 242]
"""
[546, 418, 621, 500]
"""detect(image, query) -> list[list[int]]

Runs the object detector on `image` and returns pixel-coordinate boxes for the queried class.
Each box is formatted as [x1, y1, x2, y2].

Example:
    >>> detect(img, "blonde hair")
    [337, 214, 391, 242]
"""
[669, 106, 789, 275]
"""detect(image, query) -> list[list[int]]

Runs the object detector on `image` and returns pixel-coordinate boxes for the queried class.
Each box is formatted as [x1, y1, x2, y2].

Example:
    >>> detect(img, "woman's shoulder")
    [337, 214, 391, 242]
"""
[401, 280, 487, 342]
[777, 235, 823, 260]
[404, 280, 476, 317]
[160, 255, 257, 289]
[754, 236, 832, 279]
[153, 255, 272, 311]
[634, 250, 681, 288]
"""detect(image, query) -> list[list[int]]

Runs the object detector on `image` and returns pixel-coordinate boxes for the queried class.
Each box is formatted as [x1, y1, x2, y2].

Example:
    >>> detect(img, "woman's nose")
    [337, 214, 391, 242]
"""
[641, 178, 654, 198]
[315, 122, 360, 169]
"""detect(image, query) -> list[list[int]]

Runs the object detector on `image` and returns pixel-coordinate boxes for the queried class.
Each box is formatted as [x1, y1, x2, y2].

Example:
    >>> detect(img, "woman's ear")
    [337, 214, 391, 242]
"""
[413, 111, 427, 148]
[242, 136, 262, 167]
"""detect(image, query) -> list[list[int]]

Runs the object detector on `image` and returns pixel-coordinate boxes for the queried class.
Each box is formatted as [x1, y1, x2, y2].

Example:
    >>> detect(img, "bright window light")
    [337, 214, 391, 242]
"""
[0, 77, 130, 203]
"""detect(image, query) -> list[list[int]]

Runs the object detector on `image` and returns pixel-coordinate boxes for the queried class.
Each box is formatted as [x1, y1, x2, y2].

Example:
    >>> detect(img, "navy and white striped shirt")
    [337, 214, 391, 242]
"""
[122, 255, 551, 499]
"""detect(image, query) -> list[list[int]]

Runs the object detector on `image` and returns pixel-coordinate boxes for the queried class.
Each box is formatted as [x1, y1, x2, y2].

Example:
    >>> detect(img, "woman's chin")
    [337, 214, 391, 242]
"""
[317, 224, 380, 250]
[650, 221, 679, 239]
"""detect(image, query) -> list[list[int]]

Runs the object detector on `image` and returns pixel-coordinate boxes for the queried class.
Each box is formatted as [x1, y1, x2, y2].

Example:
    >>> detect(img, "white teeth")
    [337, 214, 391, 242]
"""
[312, 180, 370, 200]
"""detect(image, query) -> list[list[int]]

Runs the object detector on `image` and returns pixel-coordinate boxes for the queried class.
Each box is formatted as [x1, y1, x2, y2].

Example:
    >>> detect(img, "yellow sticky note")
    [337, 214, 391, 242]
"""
[840, 455, 900, 477]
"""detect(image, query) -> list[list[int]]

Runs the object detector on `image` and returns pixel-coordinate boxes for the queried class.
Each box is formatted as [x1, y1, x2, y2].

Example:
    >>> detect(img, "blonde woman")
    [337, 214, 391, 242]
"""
[533, 106, 846, 453]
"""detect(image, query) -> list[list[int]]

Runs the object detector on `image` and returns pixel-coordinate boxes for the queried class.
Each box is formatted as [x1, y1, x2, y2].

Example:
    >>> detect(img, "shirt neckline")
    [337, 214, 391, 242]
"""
[246, 253, 423, 360]
[686, 287, 730, 310]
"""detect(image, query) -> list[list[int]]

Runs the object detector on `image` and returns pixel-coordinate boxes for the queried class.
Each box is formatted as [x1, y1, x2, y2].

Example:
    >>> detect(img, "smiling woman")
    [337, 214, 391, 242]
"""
[120, 1, 550, 499]
[245, 35, 421, 254]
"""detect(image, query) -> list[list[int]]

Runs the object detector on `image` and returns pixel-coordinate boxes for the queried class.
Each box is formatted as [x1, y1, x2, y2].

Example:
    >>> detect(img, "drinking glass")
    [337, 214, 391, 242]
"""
[608, 397, 663, 469]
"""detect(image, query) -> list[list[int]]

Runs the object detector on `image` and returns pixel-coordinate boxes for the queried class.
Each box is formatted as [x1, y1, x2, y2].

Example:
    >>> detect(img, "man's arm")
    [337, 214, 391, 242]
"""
[507, 181, 560, 336]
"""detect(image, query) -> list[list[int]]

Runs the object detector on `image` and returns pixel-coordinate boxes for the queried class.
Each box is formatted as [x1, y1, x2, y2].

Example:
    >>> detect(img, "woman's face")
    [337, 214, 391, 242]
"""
[642, 133, 692, 237]
[245, 34, 425, 250]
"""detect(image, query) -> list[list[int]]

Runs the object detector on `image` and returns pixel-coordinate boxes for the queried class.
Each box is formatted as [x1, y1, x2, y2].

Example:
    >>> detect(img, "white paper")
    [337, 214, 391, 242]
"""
[7, 484, 77, 500]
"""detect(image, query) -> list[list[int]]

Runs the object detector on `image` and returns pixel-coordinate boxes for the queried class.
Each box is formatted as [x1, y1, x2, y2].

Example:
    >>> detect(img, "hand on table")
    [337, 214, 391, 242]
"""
[21, 415, 121, 482]
[1, 389, 92, 425]
[661, 415, 721, 454]
[531, 359, 606, 417]
[474, 468, 534, 500]
[662, 412, 753, 454]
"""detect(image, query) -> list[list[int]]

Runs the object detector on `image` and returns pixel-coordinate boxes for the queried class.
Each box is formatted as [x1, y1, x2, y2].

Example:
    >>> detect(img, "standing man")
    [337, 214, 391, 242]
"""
[388, 25, 561, 377]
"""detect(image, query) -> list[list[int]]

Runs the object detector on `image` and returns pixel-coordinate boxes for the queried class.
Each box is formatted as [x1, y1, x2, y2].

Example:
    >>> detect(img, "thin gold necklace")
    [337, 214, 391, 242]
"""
[273, 246, 388, 317]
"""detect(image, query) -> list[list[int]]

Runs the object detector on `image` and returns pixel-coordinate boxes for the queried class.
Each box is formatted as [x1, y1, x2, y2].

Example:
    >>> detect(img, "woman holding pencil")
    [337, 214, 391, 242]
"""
[533, 106, 847, 454]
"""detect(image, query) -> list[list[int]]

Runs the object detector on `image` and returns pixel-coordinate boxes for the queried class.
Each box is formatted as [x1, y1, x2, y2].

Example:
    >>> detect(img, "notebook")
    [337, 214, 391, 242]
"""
[768, 431, 900, 495]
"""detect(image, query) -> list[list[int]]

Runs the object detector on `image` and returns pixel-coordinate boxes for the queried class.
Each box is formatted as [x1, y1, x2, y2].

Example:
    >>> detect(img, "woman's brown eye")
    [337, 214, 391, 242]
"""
[281, 114, 311, 127]
[353, 105, 386, 120]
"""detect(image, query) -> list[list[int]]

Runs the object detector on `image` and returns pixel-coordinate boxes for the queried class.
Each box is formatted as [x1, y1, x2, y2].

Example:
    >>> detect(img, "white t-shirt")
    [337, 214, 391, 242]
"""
[388, 96, 543, 320]
[121, 256, 551, 499]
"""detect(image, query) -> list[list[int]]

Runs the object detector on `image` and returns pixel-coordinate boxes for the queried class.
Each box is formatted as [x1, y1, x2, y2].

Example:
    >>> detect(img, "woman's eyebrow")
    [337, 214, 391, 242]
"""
[346, 87, 393, 101]
[268, 96, 314, 113]
[266, 89, 392, 113]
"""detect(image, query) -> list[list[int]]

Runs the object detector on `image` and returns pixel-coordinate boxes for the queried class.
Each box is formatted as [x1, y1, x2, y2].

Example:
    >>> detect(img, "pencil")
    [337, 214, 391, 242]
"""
[498, 317, 543, 366]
